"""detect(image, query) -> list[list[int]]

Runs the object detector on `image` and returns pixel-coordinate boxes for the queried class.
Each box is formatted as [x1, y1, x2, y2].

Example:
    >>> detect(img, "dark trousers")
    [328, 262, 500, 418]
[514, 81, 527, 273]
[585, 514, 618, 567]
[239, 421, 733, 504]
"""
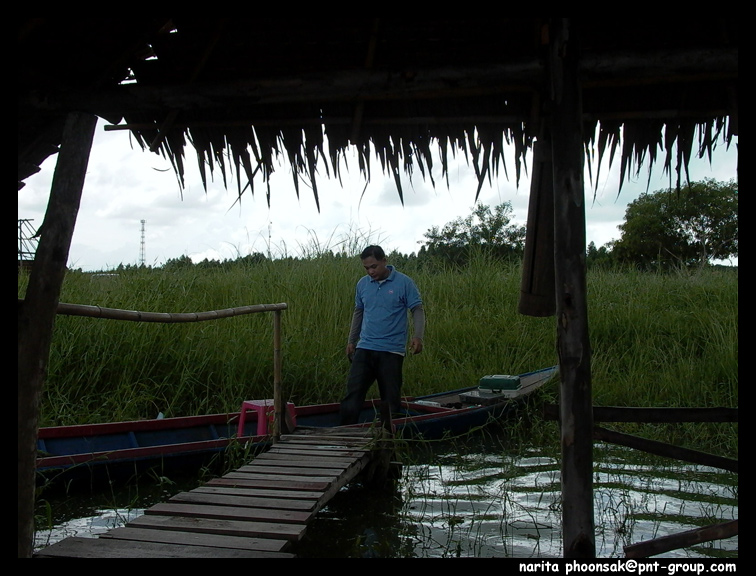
[339, 348, 404, 425]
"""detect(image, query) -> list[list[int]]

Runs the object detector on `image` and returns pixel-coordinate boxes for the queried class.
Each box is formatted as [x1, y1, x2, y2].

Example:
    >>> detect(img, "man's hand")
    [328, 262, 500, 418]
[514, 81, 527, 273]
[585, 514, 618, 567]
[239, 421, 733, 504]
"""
[409, 337, 424, 355]
[346, 342, 356, 362]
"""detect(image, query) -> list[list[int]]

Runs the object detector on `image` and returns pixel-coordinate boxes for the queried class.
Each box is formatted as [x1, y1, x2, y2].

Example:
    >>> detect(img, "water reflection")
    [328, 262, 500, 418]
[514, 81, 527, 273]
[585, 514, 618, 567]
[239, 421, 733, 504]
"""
[33, 474, 194, 553]
[298, 438, 737, 558]
[34, 507, 144, 551]
[392, 443, 564, 558]
[34, 435, 737, 558]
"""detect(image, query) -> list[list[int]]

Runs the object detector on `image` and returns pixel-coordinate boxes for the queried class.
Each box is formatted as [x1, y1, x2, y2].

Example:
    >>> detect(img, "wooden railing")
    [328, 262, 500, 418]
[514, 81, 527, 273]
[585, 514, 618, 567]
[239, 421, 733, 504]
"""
[25, 299, 290, 439]
[543, 403, 738, 557]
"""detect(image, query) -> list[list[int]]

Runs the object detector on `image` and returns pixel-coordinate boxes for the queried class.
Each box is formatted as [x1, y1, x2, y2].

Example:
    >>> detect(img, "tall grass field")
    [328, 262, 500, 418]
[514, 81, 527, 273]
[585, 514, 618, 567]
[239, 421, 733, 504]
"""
[18, 254, 738, 456]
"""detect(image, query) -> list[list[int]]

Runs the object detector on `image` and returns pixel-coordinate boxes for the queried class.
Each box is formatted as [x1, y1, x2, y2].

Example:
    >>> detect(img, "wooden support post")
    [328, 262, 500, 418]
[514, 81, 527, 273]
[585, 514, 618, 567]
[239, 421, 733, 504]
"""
[17, 112, 97, 558]
[361, 401, 397, 487]
[548, 19, 596, 558]
[272, 308, 283, 440]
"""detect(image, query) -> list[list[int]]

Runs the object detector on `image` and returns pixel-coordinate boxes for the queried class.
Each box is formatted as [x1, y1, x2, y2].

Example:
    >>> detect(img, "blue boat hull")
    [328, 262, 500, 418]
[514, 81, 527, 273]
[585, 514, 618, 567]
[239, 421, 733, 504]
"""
[36, 366, 558, 487]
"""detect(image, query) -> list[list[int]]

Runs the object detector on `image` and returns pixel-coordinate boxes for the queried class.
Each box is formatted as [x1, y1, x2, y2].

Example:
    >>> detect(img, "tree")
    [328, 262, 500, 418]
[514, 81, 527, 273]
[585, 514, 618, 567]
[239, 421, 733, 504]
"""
[162, 254, 194, 270]
[419, 202, 526, 266]
[586, 241, 614, 269]
[611, 179, 738, 269]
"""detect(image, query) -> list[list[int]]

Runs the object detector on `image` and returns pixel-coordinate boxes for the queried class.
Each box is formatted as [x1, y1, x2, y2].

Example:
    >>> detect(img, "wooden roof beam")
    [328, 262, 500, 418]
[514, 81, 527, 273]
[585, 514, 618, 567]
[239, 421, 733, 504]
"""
[22, 47, 736, 117]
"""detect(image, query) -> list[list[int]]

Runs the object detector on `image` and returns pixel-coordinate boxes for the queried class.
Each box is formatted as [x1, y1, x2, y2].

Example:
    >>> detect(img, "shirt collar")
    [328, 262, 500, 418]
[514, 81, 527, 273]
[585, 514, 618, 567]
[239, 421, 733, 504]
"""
[370, 265, 394, 283]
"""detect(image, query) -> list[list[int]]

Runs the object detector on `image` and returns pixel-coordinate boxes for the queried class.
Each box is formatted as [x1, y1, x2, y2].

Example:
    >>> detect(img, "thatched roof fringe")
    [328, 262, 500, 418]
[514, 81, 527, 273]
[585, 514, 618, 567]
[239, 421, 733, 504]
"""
[477, 125, 501, 190]
[582, 116, 732, 199]
[587, 118, 622, 197]
[415, 127, 436, 188]
[618, 120, 664, 194]
[187, 126, 229, 192]
[164, 131, 189, 196]
[225, 128, 258, 199]
[437, 135, 451, 189]
[133, 113, 731, 213]
[662, 122, 693, 191]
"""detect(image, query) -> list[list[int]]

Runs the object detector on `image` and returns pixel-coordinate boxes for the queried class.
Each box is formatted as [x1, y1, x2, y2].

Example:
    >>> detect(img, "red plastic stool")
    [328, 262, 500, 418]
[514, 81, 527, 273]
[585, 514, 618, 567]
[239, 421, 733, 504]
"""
[237, 399, 296, 437]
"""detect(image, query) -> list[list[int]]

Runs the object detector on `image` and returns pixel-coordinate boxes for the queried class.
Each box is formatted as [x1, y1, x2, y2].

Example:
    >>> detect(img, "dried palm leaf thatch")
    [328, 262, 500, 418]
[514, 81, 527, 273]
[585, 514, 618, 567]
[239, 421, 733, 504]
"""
[134, 112, 732, 212]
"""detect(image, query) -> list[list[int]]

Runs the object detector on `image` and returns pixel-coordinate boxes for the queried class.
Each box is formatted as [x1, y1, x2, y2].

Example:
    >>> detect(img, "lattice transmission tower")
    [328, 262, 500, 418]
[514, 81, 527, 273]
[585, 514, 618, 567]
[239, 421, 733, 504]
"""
[18, 219, 39, 266]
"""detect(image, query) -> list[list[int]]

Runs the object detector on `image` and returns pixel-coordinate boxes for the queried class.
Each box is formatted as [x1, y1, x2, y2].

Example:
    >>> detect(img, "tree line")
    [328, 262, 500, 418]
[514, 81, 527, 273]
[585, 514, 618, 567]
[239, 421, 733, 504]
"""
[108, 178, 737, 273]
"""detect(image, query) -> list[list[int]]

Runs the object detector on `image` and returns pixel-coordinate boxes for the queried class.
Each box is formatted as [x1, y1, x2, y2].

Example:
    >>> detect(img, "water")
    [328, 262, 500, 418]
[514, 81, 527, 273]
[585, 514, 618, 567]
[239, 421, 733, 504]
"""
[295, 438, 737, 558]
[33, 435, 738, 558]
[33, 472, 193, 552]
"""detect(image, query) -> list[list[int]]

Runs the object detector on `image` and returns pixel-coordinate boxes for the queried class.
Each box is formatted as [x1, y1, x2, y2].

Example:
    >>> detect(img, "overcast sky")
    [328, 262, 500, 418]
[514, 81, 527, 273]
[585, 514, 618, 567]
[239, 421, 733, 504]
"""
[19, 119, 738, 271]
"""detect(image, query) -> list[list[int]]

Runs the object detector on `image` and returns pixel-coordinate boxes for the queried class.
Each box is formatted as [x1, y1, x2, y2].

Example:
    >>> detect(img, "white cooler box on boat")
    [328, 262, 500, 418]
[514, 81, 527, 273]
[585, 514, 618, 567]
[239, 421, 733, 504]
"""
[459, 374, 522, 405]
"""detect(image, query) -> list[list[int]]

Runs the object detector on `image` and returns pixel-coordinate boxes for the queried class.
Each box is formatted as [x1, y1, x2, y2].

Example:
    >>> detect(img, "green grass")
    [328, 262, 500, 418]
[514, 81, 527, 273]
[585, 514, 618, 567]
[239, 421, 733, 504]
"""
[18, 255, 737, 456]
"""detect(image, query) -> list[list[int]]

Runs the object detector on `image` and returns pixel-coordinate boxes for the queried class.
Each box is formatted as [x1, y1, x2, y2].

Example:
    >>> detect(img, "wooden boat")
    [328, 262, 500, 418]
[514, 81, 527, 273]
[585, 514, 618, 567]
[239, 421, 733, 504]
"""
[36, 366, 557, 485]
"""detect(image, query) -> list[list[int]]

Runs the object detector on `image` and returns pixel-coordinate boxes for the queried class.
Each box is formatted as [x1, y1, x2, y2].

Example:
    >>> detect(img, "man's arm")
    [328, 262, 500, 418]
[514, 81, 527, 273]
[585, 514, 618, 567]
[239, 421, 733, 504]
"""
[409, 304, 425, 354]
[346, 307, 363, 357]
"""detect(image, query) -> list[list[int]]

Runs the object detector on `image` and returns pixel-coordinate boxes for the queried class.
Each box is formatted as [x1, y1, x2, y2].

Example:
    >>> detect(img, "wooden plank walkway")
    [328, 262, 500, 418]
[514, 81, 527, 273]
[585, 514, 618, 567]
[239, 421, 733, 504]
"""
[35, 428, 385, 558]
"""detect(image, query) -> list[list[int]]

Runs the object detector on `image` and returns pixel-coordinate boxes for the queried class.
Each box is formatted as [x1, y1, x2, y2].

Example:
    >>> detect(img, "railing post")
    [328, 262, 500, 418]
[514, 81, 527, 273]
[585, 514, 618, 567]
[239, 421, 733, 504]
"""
[272, 309, 283, 441]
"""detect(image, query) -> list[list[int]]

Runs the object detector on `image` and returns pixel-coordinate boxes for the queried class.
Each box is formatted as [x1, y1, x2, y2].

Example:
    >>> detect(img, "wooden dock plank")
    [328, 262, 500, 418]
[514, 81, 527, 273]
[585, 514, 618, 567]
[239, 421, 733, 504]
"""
[191, 485, 323, 501]
[277, 437, 373, 447]
[286, 445, 370, 453]
[170, 490, 317, 511]
[128, 514, 306, 541]
[235, 464, 346, 476]
[252, 455, 359, 469]
[277, 438, 373, 446]
[35, 537, 290, 558]
[270, 438, 373, 448]
[191, 484, 332, 511]
[276, 435, 372, 444]
[265, 447, 369, 458]
[283, 429, 376, 439]
[102, 527, 293, 554]
[145, 502, 312, 524]
[208, 475, 331, 491]
[223, 470, 339, 482]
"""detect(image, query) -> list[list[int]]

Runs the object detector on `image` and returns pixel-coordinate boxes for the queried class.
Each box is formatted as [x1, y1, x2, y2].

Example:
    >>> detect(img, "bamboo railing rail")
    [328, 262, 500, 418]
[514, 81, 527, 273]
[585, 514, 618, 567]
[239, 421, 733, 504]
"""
[19, 299, 289, 439]
[592, 425, 738, 473]
[52, 301, 288, 323]
[543, 404, 739, 424]
[624, 520, 738, 559]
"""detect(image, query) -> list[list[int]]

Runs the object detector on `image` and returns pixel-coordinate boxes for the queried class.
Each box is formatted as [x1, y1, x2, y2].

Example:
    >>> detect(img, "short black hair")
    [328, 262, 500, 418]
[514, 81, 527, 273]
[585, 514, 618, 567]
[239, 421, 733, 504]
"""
[360, 245, 386, 260]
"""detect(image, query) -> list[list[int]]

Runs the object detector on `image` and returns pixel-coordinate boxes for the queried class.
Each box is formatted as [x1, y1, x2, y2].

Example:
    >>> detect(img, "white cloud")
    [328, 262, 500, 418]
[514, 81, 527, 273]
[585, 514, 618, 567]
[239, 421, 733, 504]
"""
[18, 120, 737, 271]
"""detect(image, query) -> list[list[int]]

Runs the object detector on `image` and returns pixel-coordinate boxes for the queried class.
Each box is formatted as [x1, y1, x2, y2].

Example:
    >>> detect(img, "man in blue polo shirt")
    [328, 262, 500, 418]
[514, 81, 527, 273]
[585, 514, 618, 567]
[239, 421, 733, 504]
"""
[339, 245, 425, 426]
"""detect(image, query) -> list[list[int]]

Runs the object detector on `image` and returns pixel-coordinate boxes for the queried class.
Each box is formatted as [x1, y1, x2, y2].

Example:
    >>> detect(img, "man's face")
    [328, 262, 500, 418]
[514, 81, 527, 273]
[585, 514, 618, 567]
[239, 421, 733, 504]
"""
[362, 256, 390, 281]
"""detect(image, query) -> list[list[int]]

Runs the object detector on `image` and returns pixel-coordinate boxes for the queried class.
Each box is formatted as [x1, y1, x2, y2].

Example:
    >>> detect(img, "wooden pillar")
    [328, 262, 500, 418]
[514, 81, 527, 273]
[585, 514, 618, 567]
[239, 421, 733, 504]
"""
[548, 19, 596, 558]
[17, 112, 97, 558]
[272, 308, 283, 440]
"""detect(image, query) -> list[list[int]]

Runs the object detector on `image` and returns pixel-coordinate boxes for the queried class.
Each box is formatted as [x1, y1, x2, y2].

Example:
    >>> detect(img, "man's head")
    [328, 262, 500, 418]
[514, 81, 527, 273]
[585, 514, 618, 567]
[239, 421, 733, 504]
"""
[360, 245, 385, 261]
[360, 245, 390, 281]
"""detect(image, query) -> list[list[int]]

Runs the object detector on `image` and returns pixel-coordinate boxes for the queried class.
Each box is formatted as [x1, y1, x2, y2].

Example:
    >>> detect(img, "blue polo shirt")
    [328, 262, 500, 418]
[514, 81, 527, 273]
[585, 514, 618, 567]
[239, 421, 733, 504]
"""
[354, 265, 422, 354]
